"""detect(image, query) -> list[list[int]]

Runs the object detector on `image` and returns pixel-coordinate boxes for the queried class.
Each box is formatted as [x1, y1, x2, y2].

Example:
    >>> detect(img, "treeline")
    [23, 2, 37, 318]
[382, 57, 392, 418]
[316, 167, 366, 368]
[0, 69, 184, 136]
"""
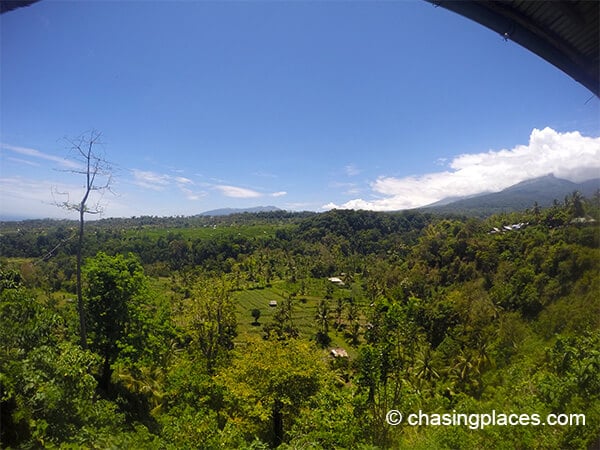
[1, 196, 599, 448]
[0, 210, 430, 279]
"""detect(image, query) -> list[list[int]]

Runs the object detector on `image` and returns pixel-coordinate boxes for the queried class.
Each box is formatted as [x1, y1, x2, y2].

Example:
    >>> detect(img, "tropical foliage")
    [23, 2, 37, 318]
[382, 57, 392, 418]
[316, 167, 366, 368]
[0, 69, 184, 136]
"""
[1, 195, 599, 448]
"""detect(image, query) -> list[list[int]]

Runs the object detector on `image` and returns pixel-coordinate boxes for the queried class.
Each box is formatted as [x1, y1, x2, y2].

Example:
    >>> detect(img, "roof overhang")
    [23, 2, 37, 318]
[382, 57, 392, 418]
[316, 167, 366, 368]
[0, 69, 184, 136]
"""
[1, 1, 39, 15]
[425, 1, 599, 97]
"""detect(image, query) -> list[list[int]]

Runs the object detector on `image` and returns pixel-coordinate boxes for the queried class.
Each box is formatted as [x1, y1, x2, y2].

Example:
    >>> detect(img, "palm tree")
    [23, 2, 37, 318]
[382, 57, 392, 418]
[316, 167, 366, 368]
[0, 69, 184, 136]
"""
[315, 299, 330, 346]
[335, 297, 345, 329]
[450, 351, 480, 394]
[117, 365, 166, 414]
[568, 191, 585, 217]
[413, 345, 440, 390]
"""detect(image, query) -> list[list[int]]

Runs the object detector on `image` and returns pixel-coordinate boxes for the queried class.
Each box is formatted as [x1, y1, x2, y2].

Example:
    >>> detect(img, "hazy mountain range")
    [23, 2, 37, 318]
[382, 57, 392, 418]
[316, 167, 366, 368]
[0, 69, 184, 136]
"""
[423, 174, 600, 216]
[198, 206, 282, 217]
[2, 176, 598, 221]
[197, 175, 600, 218]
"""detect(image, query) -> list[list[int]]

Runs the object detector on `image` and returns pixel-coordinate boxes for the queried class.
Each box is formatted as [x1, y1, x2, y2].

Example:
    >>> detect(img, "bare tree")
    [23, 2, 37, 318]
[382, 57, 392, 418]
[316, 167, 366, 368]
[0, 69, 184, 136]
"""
[54, 130, 113, 348]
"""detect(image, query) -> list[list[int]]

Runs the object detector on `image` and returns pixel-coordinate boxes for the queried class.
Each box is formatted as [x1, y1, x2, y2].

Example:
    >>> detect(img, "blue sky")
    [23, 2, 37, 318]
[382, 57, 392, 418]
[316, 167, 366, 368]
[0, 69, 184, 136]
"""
[1, 0, 599, 219]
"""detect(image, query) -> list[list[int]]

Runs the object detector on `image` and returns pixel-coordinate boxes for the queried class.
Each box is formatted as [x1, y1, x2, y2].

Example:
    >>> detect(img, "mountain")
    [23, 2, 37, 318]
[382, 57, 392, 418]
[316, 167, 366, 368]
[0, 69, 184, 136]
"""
[425, 193, 488, 208]
[424, 174, 600, 216]
[198, 206, 282, 217]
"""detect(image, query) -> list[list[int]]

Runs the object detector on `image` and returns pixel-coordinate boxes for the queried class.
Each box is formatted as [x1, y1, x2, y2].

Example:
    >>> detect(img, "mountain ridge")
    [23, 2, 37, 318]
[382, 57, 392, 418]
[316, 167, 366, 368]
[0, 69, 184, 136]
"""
[424, 174, 600, 216]
[197, 206, 283, 217]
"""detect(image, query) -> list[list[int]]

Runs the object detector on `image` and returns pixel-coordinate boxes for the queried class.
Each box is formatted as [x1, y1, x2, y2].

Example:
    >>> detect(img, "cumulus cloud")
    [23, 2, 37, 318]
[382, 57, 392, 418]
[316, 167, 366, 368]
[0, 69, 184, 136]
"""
[1, 143, 80, 169]
[324, 128, 600, 211]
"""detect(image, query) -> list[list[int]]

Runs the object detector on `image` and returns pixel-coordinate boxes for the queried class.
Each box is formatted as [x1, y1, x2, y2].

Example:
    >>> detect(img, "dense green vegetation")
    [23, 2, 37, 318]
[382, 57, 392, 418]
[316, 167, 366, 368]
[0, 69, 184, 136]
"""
[1, 196, 599, 448]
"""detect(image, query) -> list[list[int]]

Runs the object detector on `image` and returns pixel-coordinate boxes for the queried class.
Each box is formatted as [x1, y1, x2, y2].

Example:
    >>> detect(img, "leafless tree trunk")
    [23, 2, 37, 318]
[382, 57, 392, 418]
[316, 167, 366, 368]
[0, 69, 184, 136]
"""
[54, 130, 113, 348]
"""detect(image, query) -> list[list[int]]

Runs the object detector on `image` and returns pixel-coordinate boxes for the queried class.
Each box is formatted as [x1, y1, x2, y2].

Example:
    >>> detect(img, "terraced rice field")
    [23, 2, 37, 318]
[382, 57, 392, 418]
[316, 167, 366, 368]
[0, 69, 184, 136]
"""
[233, 282, 364, 353]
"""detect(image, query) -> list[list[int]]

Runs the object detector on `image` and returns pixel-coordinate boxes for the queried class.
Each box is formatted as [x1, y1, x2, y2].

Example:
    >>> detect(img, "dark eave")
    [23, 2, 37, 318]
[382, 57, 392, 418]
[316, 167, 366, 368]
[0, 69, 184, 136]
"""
[1, 0, 39, 15]
[426, 1, 600, 97]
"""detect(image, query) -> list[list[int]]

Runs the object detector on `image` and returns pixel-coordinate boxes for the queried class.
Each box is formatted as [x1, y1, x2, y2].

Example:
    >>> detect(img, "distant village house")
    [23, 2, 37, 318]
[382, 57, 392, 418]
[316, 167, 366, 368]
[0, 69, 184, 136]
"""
[330, 347, 348, 358]
[328, 277, 345, 286]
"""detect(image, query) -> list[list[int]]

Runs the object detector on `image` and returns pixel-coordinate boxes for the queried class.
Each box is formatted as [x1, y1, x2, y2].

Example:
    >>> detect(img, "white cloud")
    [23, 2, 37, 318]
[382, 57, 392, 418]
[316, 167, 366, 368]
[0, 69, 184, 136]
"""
[132, 169, 171, 191]
[345, 164, 361, 176]
[131, 169, 207, 201]
[0, 172, 201, 219]
[324, 128, 600, 211]
[0, 176, 115, 219]
[180, 186, 206, 201]
[0, 177, 56, 203]
[174, 177, 204, 200]
[216, 185, 262, 198]
[7, 157, 40, 167]
[1, 143, 80, 169]
[174, 176, 193, 184]
[213, 185, 287, 199]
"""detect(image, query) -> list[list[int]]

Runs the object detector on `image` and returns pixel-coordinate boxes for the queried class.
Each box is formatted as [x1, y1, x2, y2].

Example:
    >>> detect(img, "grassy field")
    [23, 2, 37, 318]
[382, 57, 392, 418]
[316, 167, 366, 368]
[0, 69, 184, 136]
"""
[233, 281, 366, 356]
[234, 287, 287, 339]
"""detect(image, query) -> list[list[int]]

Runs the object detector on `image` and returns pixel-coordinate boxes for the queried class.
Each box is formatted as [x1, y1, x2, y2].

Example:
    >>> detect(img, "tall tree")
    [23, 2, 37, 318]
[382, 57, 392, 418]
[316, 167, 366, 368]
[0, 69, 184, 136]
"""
[219, 338, 324, 447]
[188, 278, 237, 373]
[54, 130, 113, 348]
[84, 252, 146, 390]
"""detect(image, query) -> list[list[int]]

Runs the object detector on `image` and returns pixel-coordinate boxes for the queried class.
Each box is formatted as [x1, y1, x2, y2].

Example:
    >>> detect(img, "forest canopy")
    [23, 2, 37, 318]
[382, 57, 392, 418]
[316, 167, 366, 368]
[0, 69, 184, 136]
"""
[1, 195, 599, 448]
